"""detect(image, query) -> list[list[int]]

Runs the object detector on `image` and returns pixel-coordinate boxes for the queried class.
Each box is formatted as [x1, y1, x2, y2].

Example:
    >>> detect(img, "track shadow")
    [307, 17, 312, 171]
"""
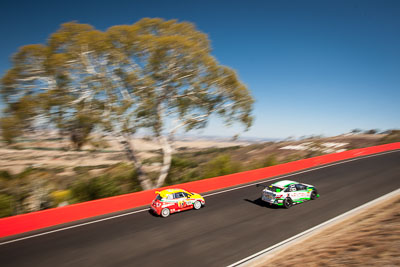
[244, 198, 280, 209]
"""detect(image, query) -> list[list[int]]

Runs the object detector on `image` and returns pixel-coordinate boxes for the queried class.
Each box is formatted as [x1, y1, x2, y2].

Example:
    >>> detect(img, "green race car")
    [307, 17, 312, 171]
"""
[259, 180, 319, 208]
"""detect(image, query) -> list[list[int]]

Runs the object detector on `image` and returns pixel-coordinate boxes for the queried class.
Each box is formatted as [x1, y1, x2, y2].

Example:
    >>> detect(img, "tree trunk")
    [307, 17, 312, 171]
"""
[155, 135, 173, 188]
[117, 133, 154, 190]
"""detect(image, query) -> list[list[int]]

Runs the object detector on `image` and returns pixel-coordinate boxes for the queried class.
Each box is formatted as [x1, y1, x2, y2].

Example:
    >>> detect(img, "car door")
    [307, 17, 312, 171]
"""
[295, 184, 309, 199]
[174, 192, 187, 209]
[286, 184, 301, 201]
[182, 192, 194, 207]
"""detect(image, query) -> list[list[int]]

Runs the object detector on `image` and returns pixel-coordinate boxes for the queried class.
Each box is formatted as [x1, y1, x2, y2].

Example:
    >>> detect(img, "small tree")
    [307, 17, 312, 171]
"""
[351, 128, 362, 134]
[365, 129, 378, 135]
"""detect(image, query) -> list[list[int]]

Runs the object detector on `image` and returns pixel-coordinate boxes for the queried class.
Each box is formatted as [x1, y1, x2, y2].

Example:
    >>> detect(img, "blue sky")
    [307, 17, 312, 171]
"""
[1, 0, 399, 139]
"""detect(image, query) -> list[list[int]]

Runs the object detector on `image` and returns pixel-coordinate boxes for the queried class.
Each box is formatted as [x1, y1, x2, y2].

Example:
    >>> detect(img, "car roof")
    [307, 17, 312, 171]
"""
[157, 188, 187, 198]
[271, 180, 298, 188]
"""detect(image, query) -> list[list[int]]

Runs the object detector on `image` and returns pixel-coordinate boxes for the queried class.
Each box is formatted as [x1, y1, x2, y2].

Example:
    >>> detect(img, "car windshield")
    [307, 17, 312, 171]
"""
[267, 186, 283, 192]
[155, 194, 163, 201]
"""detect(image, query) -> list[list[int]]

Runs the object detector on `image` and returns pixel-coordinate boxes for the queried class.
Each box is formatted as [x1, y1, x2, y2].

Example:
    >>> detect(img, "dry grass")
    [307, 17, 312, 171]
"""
[253, 194, 400, 267]
[0, 132, 386, 176]
[0, 133, 250, 174]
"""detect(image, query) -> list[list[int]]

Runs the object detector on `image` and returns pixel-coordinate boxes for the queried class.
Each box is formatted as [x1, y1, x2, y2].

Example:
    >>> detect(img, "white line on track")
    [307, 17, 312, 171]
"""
[227, 187, 400, 267]
[203, 149, 398, 197]
[0, 149, 398, 246]
[0, 208, 150, 246]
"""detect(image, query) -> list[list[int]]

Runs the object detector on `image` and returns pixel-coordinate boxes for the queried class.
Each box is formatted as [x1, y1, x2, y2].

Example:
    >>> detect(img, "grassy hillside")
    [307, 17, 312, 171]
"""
[0, 132, 397, 218]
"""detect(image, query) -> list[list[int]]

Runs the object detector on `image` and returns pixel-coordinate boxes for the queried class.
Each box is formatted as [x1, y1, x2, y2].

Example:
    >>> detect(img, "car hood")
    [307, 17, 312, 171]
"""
[190, 192, 203, 199]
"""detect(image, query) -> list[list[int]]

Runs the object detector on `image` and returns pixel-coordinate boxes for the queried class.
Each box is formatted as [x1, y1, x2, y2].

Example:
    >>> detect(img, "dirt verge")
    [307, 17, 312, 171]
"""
[248, 192, 400, 266]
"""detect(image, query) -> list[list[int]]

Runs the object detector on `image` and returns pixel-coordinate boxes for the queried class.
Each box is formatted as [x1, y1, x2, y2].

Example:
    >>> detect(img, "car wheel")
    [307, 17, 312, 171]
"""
[283, 198, 293, 209]
[161, 208, 170, 218]
[193, 201, 202, 210]
[310, 190, 317, 200]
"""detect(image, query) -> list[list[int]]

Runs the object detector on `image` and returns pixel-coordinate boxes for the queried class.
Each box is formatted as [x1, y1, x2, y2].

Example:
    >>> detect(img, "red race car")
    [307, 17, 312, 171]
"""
[150, 188, 205, 217]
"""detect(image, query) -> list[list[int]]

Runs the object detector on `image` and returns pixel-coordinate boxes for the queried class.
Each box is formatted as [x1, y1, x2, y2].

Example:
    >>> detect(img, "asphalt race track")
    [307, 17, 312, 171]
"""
[1, 151, 399, 267]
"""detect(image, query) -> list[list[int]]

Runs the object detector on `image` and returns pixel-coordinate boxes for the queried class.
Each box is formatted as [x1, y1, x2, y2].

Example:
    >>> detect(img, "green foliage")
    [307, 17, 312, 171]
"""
[261, 154, 278, 167]
[202, 154, 242, 178]
[50, 190, 71, 206]
[0, 94, 38, 144]
[171, 156, 197, 168]
[69, 113, 97, 150]
[15, 167, 35, 179]
[69, 163, 142, 202]
[0, 116, 23, 144]
[142, 156, 162, 165]
[0, 170, 12, 180]
[380, 130, 400, 144]
[282, 153, 303, 163]
[0, 194, 13, 218]
[164, 156, 199, 185]
[245, 153, 279, 170]
[351, 128, 362, 133]
[102, 163, 142, 193]
[71, 176, 121, 202]
[365, 129, 379, 134]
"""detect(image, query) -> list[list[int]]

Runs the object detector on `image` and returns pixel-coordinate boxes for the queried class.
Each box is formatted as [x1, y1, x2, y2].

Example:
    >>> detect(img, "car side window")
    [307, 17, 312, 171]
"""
[289, 184, 296, 192]
[167, 194, 173, 200]
[182, 192, 190, 198]
[296, 184, 306, 191]
[174, 192, 185, 199]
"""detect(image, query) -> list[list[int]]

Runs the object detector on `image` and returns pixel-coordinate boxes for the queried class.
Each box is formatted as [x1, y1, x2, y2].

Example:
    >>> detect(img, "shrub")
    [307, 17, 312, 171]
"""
[262, 154, 278, 167]
[202, 154, 242, 178]
[380, 130, 400, 144]
[0, 194, 13, 218]
[171, 156, 197, 168]
[71, 176, 121, 202]
[50, 190, 72, 206]
[0, 170, 12, 180]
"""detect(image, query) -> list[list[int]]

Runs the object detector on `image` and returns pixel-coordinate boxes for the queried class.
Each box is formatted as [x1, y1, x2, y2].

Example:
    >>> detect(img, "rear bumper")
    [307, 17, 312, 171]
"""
[261, 195, 283, 205]
[150, 205, 162, 215]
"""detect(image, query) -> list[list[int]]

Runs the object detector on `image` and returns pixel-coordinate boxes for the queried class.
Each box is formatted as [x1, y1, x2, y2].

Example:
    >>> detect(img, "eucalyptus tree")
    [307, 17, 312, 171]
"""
[0, 23, 103, 149]
[106, 18, 254, 188]
[1, 18, 254, 190]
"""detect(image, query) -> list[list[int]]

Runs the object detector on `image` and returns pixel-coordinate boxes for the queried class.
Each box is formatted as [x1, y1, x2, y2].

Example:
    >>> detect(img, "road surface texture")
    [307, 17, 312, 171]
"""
[1, 150, 399, 266]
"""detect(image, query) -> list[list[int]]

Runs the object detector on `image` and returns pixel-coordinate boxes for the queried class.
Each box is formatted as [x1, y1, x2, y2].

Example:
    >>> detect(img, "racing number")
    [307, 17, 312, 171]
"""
[178, 200, 185, 208]
[174, 193, 186, 208]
